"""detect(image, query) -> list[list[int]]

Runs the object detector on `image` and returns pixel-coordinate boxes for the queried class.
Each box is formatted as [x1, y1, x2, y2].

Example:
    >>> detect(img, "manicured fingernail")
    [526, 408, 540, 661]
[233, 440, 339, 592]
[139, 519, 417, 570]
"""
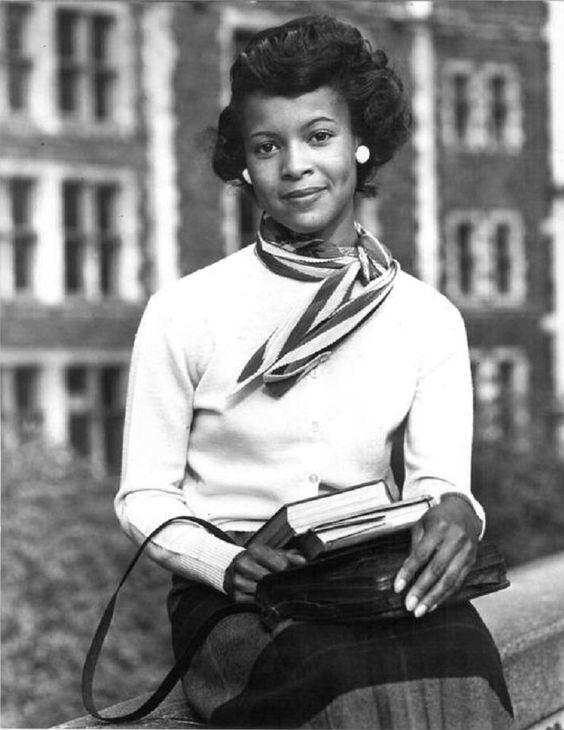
[405, 594, 418, 612]
[394, 577, 406, 594]
[429, 604, 437, 614]
[414, 604, 428, 618]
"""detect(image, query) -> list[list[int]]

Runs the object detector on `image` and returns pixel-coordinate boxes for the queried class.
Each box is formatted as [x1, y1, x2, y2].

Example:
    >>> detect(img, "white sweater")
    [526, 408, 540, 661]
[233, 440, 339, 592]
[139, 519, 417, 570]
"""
[115, 244, 484, 593]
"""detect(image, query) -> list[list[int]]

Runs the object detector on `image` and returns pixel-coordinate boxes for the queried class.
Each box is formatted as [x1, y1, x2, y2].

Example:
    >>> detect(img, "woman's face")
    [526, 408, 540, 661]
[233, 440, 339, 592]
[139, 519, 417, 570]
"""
[241, 86, 359, 244]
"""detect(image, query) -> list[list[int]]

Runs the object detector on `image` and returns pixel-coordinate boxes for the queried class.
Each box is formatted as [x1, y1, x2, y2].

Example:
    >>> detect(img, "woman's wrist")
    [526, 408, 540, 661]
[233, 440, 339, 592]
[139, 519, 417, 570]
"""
[440, 492, 482, 537]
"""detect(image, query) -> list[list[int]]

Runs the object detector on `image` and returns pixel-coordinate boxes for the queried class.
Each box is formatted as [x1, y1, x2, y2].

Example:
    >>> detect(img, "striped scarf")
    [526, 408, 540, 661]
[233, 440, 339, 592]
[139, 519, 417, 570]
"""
[233, 215, 399, 397]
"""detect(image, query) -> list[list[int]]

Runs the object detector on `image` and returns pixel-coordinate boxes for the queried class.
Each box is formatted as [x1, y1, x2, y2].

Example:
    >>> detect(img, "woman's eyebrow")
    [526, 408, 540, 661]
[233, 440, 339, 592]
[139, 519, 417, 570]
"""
[304, 115, 337, 127]
[249, 116, 337, 139]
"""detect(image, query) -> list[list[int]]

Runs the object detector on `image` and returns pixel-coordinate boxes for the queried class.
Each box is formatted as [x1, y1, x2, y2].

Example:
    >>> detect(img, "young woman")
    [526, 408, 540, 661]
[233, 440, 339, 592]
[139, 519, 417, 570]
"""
[116, 15, 513, 729]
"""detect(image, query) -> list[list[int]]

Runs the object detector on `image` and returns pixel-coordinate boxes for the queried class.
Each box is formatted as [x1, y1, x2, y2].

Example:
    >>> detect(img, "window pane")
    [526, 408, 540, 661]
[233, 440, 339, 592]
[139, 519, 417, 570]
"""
[64, 238, 85, 293]
[497, 360, 515, 435]
[58, 68, 80, 113]
[490, 75, 508, 142]
[457, 222, 474, 294]
[63, 182, 85, 294]
[63, 182, 82, 229]
[96, 185, 115, 231]
[91, 15, 113, 62]
[10, 179, 32, 226]
[103, 412, 124, 474]
[14, 366, 37, 411]
[14, 233, 35, 290]
[453, 74, 470, 142]
[92, 70, 114, 120]
[57, 10, 78, 59]
[66, 366, 87, 395]
[99, 367, 121, 408]
[6, 4, 29, 54]
[99, 240, 118, 295]
[494, 223, 512, 294]
[100, 365, 124, 474]
[8, 62, 30, 110]
[69, 413, 91, 456]
[95, 186, 119, 295]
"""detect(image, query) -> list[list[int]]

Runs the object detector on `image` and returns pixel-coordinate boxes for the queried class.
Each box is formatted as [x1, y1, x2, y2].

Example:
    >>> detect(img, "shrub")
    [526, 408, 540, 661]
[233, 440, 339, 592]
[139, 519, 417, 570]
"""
[472, 436, 564, 566]
[1, 440, 173, 728]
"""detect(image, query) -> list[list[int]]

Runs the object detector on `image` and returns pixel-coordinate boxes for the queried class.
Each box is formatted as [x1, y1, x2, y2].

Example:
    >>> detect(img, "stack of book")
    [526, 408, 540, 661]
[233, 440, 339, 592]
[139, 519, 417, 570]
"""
[248, 480, 434, 560]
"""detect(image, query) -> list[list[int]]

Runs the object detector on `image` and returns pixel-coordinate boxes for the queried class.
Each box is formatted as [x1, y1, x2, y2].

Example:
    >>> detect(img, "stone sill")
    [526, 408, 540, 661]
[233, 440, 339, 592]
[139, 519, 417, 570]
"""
[59, 551, 564, 729]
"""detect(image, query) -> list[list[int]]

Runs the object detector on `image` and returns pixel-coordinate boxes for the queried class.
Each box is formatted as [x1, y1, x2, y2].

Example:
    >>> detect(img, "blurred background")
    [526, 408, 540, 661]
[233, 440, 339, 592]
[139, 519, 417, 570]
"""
[1, 0, 563, 727]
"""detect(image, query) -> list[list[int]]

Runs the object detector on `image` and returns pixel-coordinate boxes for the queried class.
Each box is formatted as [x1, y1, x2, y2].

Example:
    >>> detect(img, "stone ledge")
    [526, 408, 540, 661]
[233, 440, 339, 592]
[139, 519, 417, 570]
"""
[475, 551, 564, 730]
[59, 551, 564, 729]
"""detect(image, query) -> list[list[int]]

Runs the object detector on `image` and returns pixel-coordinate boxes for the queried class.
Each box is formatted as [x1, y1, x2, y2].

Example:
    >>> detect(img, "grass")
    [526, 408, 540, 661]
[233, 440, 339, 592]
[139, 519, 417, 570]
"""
[2, 437, 564, 728]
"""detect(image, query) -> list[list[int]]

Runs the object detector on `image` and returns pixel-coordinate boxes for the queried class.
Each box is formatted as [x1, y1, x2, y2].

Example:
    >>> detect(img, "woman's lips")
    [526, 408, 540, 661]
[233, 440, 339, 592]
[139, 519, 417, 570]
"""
[282, 187, 326, 201]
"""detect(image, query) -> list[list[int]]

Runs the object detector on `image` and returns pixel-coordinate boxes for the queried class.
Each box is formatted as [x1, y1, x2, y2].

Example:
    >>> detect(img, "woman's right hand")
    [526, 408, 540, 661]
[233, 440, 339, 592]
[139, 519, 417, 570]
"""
[223, 544, 307, 603]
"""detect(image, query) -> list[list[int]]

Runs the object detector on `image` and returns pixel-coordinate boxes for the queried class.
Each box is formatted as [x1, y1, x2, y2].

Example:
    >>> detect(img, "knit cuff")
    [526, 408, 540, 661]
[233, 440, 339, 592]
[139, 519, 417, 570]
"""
[174, 531, 247, 593]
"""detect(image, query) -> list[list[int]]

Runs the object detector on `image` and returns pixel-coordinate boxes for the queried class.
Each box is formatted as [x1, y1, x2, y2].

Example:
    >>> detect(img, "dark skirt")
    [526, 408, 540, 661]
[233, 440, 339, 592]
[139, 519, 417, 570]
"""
[167, 576, 513, 729]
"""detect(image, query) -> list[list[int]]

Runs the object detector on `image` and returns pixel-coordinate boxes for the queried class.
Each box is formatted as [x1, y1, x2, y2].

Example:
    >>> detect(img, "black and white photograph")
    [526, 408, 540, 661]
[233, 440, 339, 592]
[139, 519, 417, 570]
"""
[1, 1, 563, 728]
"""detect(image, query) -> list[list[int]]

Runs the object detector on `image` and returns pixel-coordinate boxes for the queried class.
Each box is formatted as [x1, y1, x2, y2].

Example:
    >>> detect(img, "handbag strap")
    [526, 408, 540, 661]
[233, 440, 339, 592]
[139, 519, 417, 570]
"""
[81, 515, 258, 724]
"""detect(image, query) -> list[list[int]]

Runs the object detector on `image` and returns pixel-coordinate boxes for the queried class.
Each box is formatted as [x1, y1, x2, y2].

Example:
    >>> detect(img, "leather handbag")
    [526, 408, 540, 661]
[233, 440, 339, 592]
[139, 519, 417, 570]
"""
[257, 528, 509, 626]
[82, 515, 509, 723]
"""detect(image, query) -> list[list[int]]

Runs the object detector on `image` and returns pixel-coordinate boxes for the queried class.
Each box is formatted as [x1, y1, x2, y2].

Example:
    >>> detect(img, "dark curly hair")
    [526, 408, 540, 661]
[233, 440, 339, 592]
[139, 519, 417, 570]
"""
[212, 15, 412, 197]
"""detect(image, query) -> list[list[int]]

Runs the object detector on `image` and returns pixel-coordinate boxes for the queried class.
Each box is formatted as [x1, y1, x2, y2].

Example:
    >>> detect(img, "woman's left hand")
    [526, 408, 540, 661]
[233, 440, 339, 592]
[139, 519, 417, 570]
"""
[393, 495, 481, 618]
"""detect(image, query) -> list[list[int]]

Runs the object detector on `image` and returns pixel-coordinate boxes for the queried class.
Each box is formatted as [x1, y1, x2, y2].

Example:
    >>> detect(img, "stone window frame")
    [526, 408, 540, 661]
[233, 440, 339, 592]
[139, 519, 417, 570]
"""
[441, 60, 484, 150]
[0, 2, 34, 115]
[0, 158, 142, 303]
[0, 176, 38, 298]
[444, 209, 526, 307]
[441, 59, 523, 153]
[0, 1, 135, 135]
[0, 353, 130, 473]
[64, 361, 127, 474]
[62, 178, 122, 299]
[0, 364, 43, 447]
[470, 346, 529, 442]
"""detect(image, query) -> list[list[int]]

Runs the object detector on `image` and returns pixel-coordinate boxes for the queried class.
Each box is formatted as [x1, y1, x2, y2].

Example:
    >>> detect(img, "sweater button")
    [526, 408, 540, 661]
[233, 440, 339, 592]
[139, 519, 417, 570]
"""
[309, 473, 319, 484]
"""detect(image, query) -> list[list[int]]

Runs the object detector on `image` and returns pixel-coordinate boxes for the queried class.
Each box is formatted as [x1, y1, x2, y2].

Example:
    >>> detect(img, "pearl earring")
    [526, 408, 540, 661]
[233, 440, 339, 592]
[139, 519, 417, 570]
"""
[355, 145, 370, 165]
[242, 168, 252, 185]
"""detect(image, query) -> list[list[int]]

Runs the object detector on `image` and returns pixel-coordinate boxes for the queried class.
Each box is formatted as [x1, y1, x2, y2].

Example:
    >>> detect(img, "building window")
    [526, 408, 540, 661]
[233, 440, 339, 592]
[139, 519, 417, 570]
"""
[0, 177, 37, 296]
[442, 62, 480, 149]
[65, 364, 125, 473]
[0, 366, 43, 445]
[482, 65, 523, 150]
[444, 211, 525, 306]
[486, 212, 526, 301]
[488, 74, 509, 144]
[63, 180, 121, 297]
[99, 365, 125, 474]
[442, 61, 522, 152]
[1, 2, 33, 113]
[455, 220, 475, 296]
[66, 365, 91, 457]
[471, 349, 528, 442]
[56, 8, 117, 122]
[452, 72, 471, 145]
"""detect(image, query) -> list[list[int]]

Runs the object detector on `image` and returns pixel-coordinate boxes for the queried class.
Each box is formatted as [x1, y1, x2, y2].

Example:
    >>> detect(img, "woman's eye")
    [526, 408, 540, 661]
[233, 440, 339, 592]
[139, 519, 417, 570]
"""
[310, 131, 333, 144]
[255, 141, 277, 156]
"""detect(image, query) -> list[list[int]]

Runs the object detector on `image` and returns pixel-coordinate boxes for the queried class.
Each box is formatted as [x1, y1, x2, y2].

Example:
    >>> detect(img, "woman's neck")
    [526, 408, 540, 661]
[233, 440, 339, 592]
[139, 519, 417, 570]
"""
[262, 215, 358, 250]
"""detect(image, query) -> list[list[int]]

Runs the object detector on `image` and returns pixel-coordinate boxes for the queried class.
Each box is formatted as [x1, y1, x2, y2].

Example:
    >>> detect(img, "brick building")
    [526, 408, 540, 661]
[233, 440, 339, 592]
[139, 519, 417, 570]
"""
[1, 0, 562, 473]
